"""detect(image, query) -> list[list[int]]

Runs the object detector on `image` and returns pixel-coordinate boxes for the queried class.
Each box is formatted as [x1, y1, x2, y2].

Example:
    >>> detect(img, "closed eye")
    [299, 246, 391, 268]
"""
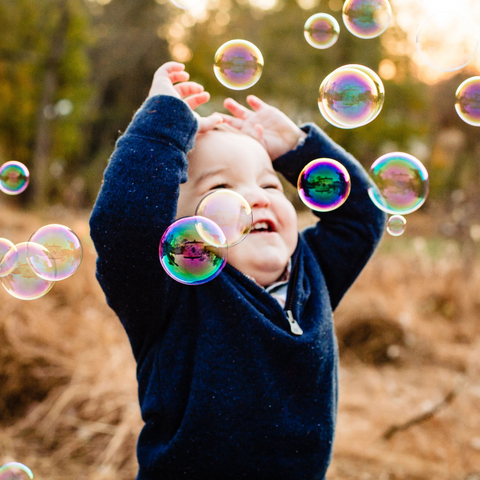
[211, 184, 230, 190]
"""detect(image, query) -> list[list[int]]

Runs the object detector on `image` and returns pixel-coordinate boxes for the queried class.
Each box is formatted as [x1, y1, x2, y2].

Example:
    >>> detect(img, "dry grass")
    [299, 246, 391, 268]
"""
[0, 205, 479, 479]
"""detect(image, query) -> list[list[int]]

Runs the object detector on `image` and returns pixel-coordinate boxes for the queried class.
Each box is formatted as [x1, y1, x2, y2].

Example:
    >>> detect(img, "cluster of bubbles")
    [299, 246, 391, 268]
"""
[0, 161, 29, 195]
[368, 152, 429, 236]
[213, 40, 264, 91]
[159, 190, 252, 285]
[318, 64, 385, 129]
[0, 462, 33, 480]
[297, 159, 351, 212]
[0, 224, 83, 300]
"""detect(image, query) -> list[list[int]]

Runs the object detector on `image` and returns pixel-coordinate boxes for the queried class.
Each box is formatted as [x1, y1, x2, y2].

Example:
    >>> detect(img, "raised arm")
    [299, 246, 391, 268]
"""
[220, 95, 386, 309]
[89, 63, 222, 355]
[274, 123, 386, 310]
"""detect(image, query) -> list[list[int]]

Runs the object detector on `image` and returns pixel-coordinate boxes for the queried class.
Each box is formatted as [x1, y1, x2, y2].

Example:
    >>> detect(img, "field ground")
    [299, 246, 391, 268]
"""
[1, 204, 480, 479]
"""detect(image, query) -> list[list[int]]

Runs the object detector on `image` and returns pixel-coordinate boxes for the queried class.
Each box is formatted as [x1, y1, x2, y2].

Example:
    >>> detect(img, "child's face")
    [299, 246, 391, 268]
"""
[177, 130, 298, 286]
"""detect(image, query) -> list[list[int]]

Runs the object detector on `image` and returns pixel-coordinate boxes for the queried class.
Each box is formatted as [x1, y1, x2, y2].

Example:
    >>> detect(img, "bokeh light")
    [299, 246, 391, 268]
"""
[455, 76, 480, 126]
[304, 13, 340, 49]
[297, 158, 351, 212]
[0, 462, 34, 480]
[386, 214, 407, 236]
[0, 238, 18, 277]
[159, 216, 227, 285]
[342, 0, 392, 39]
[28, 224, 83, 281]
[0, 161, 30, 195]
[319, 65, 384, 128]
[170, 0, 204, 9]
[1, 242, 55, 300]
[213, 39, 264, 90]
[368, 152, 429, 215]
[195, 190, 252, 246]
[416, 11, 478, 72]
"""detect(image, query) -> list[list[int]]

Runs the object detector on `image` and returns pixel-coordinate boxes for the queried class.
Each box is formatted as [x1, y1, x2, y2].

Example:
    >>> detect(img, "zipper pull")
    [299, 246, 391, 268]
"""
[286, 310, 303, 336]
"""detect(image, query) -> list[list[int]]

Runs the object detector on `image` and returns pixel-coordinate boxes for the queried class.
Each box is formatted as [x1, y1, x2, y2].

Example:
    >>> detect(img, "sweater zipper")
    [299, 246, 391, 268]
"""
[285, 259, 303, 336]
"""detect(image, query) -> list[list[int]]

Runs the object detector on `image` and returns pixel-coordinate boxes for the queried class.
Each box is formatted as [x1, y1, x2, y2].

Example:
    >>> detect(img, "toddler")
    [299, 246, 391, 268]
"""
[90, 62, 386, 479]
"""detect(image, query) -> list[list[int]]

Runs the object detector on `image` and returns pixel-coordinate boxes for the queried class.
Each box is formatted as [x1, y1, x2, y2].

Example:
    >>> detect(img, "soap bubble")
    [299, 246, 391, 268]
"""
[416, 11, 478, 72]
[304, 13, 340, 49]
[170, 0, 203, 9]
[195, 190, 252, 247]
[368, 152, 429, 215]
[386, 215, 406, 236]
[28, 224, 83, 281]
[298, 159, 351, 212]
[319, 65, 384, 128]
[0, 238, 18, 277]
[214, 40, 264, 90]
[342, 0, 392, 39]
[455, 76, 480, 126]
[1, 242, 55, 300]
[0, 462, 33, 480]
[159, 216, 227, 285]
[0, 161, 29, 195]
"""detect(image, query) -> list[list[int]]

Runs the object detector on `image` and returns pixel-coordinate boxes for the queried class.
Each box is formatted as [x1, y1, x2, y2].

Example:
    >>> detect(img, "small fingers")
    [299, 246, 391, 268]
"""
[246, 95, 267, 112]
[223, 98, 252, 120]
[198, 113, 224, 133]
[184, 91, 211, 110]
[218, 113, 244, 130]
[174, 81, 204, 98]
[154, 62, 185, 77]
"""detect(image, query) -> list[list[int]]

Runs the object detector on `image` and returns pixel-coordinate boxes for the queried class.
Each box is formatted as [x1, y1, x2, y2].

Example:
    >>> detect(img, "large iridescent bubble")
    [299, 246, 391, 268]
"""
[0, 462, 34, 480]
[455, 77, 480, 127]
[0, 161, 29, 195]
[297, 159, 351, 212]
[319, 65, 384, 128]
[342, 0, 391, 39]
[159, 216, 227, 285]
[214, 40, 264, 90]
[1, 242, 55, 300]
[304, 13, 340, 49]
[416, 11, 478, 72]
[368, 152, 429, 215]
[28, 224, 83, 281]
[195, 190, 252, 247]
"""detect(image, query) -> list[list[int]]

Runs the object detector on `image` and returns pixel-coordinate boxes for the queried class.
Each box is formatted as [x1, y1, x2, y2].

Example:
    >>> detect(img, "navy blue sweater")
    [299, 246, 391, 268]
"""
[90, 95, 386, 480]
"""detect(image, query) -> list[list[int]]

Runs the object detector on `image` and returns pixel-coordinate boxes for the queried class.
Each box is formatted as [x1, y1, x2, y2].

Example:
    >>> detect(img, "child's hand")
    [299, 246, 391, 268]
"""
[148, 62, 223, 133]
[220, 95, 307, 160]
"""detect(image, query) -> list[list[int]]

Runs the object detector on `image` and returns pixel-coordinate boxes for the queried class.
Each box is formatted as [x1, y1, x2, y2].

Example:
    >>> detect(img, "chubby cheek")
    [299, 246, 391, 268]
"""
[279, 204, 299, 255]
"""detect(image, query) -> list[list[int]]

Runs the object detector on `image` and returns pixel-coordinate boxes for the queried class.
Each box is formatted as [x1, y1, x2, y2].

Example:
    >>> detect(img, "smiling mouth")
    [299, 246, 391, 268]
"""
[250, 220, 275, 233]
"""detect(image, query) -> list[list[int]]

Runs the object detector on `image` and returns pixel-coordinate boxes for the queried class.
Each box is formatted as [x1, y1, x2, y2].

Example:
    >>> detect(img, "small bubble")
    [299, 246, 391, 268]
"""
[297, 159, 351, 212]
[368, 152, 429, 215]
[342, 0, 391, 39]
[319, 64, 384, 128]
[416, 11, 478, 72]
[304, 13, 340, 49]
[0, 462, 34, 480]
[214, 39, 264, 90]
[159, 216, 227, 285]
[28, 224, 83, 281]
[195, 190, 252, 246]
[0, 161, 29, 195]
[386, 215, 406, 236]
[455, 76, 480, 127]
[0, 243, 55, 300]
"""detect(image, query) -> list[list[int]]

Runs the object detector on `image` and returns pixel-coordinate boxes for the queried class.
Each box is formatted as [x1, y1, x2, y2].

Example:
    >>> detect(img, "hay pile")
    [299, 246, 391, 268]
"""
[0, 206, 479, 479]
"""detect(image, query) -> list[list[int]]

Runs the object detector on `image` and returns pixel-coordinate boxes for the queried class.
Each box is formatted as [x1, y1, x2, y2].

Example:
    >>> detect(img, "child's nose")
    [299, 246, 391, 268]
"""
[243, 188, 270, 209]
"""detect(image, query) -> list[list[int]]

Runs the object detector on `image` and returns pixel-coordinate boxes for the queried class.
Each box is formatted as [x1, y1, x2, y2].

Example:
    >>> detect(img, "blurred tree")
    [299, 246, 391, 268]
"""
[0, 0, 93, 207]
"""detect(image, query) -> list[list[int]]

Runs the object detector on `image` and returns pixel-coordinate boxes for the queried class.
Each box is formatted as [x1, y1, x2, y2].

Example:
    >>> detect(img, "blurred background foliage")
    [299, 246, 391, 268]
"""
[1, 0, 480, 222]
